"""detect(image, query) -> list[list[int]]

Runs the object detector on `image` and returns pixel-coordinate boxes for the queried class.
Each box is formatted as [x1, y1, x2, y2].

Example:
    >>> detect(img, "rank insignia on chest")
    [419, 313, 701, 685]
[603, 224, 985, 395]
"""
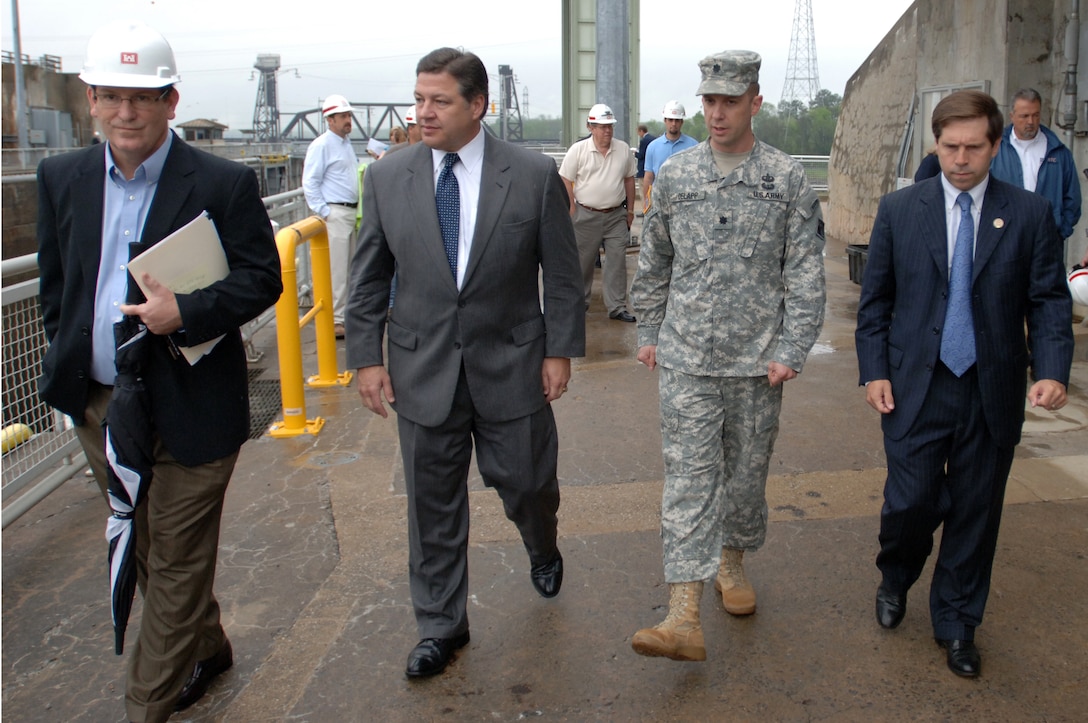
[719, 216, 728, 225]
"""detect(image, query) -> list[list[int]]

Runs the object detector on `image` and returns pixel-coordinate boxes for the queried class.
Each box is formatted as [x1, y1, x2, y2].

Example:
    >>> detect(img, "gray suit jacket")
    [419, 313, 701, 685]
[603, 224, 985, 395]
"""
[345, 133, 585, 427]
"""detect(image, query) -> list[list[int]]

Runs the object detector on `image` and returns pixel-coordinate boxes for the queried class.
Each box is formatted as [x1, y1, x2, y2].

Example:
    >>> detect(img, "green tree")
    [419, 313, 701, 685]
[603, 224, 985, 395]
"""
[751, 90, 841, 155]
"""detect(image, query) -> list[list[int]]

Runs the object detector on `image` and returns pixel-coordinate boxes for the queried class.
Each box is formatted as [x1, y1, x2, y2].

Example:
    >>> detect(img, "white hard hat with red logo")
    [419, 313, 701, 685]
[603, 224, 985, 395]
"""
[1069, 265, 1088, 306]
[404, 105, 417, 125]
[662, 100, 686, 119]
[79, 20, 180, 88]
[587, 103, 617, 125]
[322, 94, 352, 118]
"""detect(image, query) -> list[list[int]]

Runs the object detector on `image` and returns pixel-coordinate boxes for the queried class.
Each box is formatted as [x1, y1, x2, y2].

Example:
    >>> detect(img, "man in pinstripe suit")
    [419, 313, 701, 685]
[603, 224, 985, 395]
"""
[856, 90, 1073, 678]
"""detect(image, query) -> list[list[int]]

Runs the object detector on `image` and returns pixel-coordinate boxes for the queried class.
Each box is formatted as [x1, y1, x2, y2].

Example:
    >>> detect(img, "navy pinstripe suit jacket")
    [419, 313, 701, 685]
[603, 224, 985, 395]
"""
[856, 175, 1073, 447]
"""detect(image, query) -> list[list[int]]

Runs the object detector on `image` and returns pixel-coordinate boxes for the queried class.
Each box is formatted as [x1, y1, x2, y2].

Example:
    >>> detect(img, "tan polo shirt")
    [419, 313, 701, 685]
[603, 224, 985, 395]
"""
[559, 137, 636, 209]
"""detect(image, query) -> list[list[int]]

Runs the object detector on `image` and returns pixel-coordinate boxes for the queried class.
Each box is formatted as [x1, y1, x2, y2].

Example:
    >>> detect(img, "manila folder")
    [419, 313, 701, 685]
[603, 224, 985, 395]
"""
[126, 212, 229, 365]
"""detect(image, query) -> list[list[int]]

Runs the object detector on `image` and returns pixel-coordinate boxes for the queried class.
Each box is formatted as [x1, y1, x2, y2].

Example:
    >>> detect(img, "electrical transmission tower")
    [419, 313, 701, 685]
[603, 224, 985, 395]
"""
[780, 0, 821, 111]
[252, 54, 282, 142]
[496, 65, 523, 141]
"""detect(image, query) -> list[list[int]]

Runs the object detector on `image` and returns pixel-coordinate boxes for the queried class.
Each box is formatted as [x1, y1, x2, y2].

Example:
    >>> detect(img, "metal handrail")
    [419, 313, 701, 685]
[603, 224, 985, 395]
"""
[267, 216, 353, 438]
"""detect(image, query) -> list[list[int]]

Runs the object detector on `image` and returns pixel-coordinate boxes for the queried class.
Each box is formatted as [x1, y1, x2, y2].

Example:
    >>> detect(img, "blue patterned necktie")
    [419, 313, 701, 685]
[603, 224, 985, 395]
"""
[436, 153, 460, 279]
[940, 192, 977, 376]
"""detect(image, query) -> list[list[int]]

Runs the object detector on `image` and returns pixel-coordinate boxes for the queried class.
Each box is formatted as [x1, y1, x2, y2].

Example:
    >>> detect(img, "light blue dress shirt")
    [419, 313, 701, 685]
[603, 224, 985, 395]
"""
[91, 133, 172, 384]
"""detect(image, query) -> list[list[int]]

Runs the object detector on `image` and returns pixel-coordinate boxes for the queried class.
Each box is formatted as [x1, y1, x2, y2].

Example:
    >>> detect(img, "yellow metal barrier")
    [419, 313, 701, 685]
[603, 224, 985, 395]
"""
[267, 216, 354, 438]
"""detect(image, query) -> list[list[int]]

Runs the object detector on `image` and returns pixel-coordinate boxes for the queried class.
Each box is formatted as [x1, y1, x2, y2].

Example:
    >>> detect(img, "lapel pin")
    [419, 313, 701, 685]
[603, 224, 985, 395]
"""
[993, 218, 1004, 229]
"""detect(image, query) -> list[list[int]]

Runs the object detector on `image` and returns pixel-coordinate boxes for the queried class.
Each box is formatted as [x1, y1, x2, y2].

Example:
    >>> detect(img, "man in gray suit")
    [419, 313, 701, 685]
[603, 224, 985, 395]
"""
[345, 47, 585, 679]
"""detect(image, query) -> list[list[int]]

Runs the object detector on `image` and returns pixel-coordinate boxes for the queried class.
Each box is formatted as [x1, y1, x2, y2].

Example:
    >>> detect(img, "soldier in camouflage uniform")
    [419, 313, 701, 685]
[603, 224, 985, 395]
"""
[629, 50, 826, 662]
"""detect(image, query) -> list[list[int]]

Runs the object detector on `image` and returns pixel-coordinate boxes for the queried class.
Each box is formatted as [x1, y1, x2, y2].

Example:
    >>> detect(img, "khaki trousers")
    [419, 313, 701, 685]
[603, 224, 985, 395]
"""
[76, 382, 236, 723]
[571, 204, 631, 315]
[326, 204, 358, 324]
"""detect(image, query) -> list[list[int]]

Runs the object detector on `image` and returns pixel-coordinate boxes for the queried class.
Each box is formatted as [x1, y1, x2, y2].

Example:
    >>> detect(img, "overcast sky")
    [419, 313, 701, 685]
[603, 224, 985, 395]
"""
[4, 0, 915, 132]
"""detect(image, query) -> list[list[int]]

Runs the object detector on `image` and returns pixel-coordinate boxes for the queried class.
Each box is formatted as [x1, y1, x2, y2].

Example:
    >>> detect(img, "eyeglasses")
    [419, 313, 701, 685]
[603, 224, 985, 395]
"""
[93, 88, 171, 110]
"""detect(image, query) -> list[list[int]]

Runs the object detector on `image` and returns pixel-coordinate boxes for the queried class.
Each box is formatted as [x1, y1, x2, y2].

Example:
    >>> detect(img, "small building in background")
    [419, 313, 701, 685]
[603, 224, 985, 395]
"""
[177, 118, 228, 144]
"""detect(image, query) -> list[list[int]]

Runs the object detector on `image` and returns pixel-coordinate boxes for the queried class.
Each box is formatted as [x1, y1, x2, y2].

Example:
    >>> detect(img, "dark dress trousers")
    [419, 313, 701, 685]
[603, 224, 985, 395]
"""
[346, 134, 585, 638]
[856, 175, 1073, 640]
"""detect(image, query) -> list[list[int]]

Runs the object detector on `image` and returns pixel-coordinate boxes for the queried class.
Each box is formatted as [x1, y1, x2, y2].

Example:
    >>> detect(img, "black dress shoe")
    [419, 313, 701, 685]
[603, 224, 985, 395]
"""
[405, 632, 470, 678]
[175, 638, 233, 711]
[875, 584, 907, 629]
[609, 310, 636, 323]
[530, 554, 564, 598]
[936, 638, 980, 678]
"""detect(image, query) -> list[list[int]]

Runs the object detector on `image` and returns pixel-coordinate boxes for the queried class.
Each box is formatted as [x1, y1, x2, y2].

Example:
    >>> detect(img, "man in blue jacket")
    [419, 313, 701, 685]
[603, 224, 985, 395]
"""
[990, 88, 1081, 243]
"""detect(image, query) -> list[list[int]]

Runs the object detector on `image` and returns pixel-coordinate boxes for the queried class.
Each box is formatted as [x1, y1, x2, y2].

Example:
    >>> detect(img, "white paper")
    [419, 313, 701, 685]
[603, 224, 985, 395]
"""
[126, 212, 228, 364]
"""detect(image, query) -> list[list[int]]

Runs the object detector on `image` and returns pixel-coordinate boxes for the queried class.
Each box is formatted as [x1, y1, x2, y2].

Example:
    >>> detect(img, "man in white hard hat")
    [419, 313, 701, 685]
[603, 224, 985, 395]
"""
[381, 105, 421, 158]
[303, 93, 360, 338]
[642, 100, 698, 212]
[559, 103, 638, 321]
[36, 20, 281, 722]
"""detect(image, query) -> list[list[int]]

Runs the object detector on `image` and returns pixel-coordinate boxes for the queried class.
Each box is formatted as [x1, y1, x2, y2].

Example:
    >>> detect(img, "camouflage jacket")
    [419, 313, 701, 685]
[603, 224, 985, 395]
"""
[630, 139, 826, 376]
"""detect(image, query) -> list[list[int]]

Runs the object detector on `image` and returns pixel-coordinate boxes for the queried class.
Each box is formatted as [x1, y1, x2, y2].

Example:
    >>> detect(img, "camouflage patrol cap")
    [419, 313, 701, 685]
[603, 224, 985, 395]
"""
[696, 50, 761, 96]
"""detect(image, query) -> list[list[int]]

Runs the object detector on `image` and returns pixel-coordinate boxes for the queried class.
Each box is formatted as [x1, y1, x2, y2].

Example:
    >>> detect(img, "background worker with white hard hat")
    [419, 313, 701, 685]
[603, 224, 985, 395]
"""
[303, 93, 360, 338]
[642, 99, 699, 212]
[36, 19, 282, 721]
[558, 102, 638, 322]
[381, 104, 422, 158]
[405, 104, 422, 144]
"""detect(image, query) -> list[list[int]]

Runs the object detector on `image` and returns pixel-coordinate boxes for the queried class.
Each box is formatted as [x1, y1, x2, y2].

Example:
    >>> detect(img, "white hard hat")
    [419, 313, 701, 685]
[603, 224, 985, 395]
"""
[1069, 265, 1088, 306]
[404, 105, 416, 125]
[79, 20, 180, 88]
[662, 100, 686, 119]
[587, 103, 617, 125]
[322, 94, 352, 118]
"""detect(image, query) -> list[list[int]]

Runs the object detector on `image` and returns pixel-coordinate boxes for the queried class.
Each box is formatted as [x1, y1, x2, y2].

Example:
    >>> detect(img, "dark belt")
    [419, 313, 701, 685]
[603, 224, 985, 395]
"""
[577, 201, 625, 213]
[329, 201, 356, 208]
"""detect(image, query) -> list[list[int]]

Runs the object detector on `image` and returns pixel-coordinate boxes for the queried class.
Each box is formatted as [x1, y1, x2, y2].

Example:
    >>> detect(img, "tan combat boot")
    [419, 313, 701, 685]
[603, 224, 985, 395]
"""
[631, 581, 706, 661]
[714, 548, 756, 615]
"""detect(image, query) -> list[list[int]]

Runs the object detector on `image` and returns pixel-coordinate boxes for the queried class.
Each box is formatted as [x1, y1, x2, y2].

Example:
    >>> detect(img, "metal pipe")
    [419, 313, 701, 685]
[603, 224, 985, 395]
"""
[11, 0, 29, 149]
[266, 215, 352, 438]
[1059, 0, 1080, 141]
[596, 0, 631, 144]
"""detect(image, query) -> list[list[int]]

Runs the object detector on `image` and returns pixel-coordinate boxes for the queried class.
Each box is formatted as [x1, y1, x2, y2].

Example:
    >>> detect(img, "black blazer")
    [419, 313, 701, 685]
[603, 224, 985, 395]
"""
[37, 133, 283, 465]
[856, 175, 1073, 447]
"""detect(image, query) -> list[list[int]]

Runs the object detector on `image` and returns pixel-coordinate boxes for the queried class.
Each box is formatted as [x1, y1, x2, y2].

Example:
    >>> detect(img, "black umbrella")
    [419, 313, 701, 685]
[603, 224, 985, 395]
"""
[104, 315, 154, 655]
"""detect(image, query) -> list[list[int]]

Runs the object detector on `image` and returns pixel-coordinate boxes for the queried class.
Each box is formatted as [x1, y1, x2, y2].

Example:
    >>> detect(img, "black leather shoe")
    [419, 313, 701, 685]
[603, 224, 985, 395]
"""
[175, 639, 233, 711]
[609, 310, 636, 323]
[405, 632, 470, 678]
[530, 554, 564, 598]
[875, 584, 907, 629]
[936, 638, 981, 678]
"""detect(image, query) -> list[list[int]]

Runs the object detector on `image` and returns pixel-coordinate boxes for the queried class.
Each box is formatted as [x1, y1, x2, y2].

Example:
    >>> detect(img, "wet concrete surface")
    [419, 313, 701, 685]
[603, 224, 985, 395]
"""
[3, 230, 1087, 722]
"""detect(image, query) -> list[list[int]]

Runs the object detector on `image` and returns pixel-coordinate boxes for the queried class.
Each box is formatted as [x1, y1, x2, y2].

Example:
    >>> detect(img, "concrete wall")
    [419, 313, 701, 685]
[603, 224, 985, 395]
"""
[2, 177, 39, 262]
[826, 6, 919, 245]
[2, 63, 94, 147]
[829, 0, 1087, 269]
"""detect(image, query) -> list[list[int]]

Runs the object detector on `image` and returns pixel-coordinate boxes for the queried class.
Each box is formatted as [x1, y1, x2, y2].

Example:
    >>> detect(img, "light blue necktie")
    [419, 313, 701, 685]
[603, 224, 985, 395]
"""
[940, 192, 977, 376]
[436, 153, 460, 279]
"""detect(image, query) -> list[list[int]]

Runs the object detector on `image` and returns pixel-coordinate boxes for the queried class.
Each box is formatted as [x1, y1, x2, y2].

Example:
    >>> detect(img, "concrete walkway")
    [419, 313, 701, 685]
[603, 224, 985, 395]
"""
[4, 232, 1087, 722]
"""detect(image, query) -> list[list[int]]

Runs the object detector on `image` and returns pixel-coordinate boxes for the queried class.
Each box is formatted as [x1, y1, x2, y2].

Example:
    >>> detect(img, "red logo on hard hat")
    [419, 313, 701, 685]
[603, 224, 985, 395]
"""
[121, 52, 138, 65]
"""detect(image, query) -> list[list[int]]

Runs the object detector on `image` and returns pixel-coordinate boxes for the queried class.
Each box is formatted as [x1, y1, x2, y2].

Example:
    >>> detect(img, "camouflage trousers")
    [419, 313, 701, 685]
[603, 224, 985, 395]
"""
[657, 366, 782, 583]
